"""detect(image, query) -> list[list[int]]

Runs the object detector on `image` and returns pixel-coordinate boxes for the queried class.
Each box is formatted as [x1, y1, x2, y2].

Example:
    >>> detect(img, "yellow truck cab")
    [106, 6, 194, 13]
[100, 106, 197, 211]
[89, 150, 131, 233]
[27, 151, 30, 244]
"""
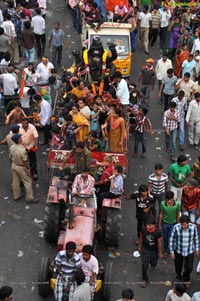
[82, 22, 132, 78]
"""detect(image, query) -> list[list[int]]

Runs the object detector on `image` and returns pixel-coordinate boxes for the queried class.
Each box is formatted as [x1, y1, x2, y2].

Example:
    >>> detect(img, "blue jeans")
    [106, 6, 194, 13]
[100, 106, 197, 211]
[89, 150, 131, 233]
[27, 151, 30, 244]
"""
[24, 47, 35, 63]
[178, 118, 185, 145]
[162, 222, 175, 252]
[134, 132, 147, 154]
[182, 208, 196, 223]
[130, 30, 137, 51]
[165, 129, 177, 157]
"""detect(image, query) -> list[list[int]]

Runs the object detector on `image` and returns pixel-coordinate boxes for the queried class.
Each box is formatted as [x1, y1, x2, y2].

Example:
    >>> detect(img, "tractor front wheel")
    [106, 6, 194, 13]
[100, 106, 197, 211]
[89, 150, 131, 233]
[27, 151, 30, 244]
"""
[102, 261, 113, 301]
[38, 257, 52, 297]
[105, 208, 122, 246]
[44, 203, 61, 243]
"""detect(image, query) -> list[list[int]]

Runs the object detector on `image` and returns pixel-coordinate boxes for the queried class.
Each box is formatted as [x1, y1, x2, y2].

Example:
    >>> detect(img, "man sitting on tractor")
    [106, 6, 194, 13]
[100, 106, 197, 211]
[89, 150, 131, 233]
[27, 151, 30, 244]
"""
[54, 241, 80, 301]
[71, 166, 96, 208]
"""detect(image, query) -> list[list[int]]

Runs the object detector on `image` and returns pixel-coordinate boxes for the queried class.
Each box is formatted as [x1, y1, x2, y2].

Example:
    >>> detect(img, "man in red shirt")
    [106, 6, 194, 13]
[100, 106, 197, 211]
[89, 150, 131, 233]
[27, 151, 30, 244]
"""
[181, 177, 200, 223]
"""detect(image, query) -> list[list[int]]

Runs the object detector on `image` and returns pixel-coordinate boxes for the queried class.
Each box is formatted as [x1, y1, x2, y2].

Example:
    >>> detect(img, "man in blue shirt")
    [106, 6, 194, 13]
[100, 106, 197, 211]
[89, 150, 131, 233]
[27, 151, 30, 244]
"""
[169, 215, 199, 287]
[49, 21, 66, 67]
[158, 68, 177, 111]
[182, 54, 197, 81]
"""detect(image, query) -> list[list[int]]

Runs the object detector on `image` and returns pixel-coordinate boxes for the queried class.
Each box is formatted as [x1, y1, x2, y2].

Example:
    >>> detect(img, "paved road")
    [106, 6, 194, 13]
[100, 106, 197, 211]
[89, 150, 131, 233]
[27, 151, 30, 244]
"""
[0, 1, 200, 300]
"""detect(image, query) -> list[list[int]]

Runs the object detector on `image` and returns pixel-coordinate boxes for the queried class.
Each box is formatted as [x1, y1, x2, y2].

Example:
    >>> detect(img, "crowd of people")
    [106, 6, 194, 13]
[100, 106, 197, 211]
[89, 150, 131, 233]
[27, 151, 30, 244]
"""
[0, 0, 200, 300]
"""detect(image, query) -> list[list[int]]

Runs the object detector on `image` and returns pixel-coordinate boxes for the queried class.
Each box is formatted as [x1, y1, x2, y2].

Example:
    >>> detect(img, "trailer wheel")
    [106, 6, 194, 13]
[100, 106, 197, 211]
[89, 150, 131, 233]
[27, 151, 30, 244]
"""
[44, 203, 60, 243]
[102, 261, 113, 301]
[105, 208, 122, 246]
[38, 257, 52, 297]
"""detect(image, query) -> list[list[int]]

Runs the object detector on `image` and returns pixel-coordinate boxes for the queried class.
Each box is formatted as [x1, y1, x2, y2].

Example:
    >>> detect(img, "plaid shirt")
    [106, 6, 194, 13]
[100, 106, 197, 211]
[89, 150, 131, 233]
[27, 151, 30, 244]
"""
[169, 223, 199, 256]
[163, 108, 180, 132]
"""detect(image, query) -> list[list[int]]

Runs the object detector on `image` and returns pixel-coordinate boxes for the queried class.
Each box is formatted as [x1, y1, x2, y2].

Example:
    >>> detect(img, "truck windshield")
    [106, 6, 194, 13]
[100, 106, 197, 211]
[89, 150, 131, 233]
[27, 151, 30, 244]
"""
[90, 34, 130, 56]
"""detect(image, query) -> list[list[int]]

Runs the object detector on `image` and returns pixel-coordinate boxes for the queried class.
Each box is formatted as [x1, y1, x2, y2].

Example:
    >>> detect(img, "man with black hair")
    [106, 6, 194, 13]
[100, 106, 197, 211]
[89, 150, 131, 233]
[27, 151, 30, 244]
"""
[130, 184, 155, 244]
[115, 288, 135, 301]
[166, 283, 191, 301]
[159, 68, 177, 111]
[169, 215, 199, 287]
[168, 155, 191, 203]
[0, 286, 13, 301]
[133, 105, 153, 158]
[21, 21, 36, 64]
[31, 8, 45, 58]
[175, 72, 195, 103]
[0, 27, 9, 61]
[138, 217, 163, 288]
[73, 269, 91, 301]
[163, 101, 180, 161]
[79, 244, 99, 298]
[60, 142, 91, 174]
[54, 241, 81, 301]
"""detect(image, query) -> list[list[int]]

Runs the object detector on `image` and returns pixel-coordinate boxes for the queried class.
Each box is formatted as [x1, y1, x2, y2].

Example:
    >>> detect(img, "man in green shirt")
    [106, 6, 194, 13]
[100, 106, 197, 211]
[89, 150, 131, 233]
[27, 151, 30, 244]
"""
[158, 191, 180, 258]
[168, 154, 191, 203]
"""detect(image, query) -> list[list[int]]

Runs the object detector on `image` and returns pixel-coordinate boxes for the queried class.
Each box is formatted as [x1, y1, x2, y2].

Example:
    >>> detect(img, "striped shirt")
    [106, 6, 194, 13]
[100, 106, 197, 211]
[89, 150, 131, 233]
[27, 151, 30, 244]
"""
[151, 12, 160, 28]
[169, 223, 199, 256]
[55, 250, 80, 277]
[148, 172, 168, 194]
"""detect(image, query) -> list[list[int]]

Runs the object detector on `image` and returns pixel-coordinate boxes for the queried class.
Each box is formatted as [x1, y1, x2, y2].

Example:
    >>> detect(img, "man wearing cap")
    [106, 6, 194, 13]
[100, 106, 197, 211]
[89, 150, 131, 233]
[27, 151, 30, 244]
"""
[34, 94, 52, 145]
[36, 56, 54, 86]
[19, 118, 39, 179]
[138, 58, 155, 101]
[181, 177, 200, 223]
[9, 134, 37, 203]
[0, 124, 19, 150]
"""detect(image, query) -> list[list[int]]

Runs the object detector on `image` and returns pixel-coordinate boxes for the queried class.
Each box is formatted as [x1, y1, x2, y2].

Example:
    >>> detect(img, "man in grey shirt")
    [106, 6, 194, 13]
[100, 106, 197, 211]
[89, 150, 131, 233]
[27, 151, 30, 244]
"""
[158, 68, 177, 111]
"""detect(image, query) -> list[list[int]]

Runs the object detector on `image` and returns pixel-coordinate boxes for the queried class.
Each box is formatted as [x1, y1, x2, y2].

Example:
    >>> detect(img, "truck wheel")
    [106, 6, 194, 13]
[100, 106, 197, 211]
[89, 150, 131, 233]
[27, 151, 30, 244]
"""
[102, 261, 113, 301]
[44, 203, 60, 243]
[105, 208, 122, 246]
[38, 257, 52, 297]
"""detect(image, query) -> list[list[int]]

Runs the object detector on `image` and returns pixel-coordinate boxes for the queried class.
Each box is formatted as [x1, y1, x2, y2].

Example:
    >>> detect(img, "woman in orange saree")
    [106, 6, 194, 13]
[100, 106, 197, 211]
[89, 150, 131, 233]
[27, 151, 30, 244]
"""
[108, 106, 127, 153]
[70, 104, 89, 142]
[174, 45, 190, 78]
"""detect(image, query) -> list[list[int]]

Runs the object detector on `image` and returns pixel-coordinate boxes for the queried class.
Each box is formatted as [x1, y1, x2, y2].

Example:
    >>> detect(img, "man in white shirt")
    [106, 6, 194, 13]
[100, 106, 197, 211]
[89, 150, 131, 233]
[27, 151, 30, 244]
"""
[113, 71, 130, 121]
[31, 8, 46, 58]
[0, 65, 18, 107]
[155, 54, 172, 104]
[36, 56, 54, 85]
[138, 5, 152, 54]
[1, 13, 19, 64]
[33, 94, 52, 145]
[191, 33, 200, 54]
[186, 92, 200, 148]
[158, 7, 171, 49]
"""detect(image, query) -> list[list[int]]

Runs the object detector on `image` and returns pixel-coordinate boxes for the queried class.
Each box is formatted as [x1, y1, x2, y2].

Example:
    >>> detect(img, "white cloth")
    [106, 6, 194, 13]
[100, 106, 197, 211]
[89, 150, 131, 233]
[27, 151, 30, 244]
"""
[116, 78, 129, 105]
[159, 9, 171, 27]
[31, 15, 45, 35]
[36, 62, 54, 84]
[0, 73, 17, 95]
[192, 292, 200, 301]
[37, 0, 47, 14]
[39, 99, 52, 125]
[186, 100, 200, 122]
[166, 290, 191, 301]
[191, 38, 200, 55]
[155, 58, 173, 80]
[139, 12, 152, 28]
[1, 20, 16, 39]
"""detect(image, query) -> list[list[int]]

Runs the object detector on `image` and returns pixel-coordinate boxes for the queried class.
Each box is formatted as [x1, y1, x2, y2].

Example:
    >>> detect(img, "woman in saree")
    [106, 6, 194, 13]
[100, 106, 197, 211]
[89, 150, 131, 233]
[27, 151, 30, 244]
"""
[70, 104, 89, 142]
[174, 44, 190, 78]
[104, 106, 127, 153]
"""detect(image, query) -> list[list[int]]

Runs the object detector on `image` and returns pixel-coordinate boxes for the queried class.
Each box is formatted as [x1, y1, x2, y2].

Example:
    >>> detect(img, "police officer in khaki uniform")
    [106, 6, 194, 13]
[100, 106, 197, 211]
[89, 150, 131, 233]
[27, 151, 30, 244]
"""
[0, 124, 20, 149]
[10, 134, 38, 203]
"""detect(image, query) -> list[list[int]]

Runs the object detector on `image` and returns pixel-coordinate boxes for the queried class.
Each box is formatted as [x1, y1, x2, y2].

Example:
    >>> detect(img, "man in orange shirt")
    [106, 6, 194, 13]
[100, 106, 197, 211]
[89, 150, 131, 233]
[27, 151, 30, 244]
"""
[19, 117, 39, 179]
[181, 177, 200, 223]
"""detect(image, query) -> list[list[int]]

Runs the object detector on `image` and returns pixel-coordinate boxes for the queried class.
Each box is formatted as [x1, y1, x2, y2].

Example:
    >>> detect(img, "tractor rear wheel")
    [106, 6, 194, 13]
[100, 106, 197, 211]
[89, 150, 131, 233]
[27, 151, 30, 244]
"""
[44, 203, 61, 243]
[102, 261, 113, 301]
[105, 208, 122, 246]
[38, 257, 52, 297]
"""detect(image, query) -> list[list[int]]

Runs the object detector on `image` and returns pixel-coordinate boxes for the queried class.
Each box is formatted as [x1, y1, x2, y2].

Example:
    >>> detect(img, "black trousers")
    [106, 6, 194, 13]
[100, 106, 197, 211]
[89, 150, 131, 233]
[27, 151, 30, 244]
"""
[34, 33, 46, 58]
[142, 250, 158, 281]
[163, 93, 174, 111]
[137, 218, 146, 238]
[43, 124, 52, 144]
[27, 150, 38, 176]
[174, 251, 194, 281]
[149, 28, 159, 46]
[98, 191, 121, 209]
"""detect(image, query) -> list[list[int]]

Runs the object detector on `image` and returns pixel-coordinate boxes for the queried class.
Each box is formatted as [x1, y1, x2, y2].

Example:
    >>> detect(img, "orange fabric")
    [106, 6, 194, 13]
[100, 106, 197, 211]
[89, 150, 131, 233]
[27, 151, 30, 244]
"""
[109, 116, 126, 152]
[19, 70, 25, 99]
[106, 0, 128, 12]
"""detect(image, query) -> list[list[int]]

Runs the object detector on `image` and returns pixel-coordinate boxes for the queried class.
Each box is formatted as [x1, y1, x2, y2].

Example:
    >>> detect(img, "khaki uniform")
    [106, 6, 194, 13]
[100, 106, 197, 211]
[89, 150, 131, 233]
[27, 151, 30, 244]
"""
[10, 143, 33, 201]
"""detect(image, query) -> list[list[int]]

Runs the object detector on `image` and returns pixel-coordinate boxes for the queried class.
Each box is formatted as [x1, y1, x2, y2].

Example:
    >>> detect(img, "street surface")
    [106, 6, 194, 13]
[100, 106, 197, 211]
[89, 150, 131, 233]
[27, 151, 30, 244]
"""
[0, 1, 200, 300]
